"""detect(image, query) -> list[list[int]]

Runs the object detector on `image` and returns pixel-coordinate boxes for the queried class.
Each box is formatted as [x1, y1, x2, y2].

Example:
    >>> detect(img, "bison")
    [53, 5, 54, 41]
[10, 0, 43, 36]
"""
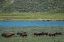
[1, 33, 12, 38]
[34, 32, 42, 36]
[49, 33, 55, 37]
[1, 32, 15, 38]
[20, 33, 27, 37]
[55, 32, 62, 35]
[4, 33, 12, 38]
[42, 32, 48, 35]
[17, 31, 27, 37]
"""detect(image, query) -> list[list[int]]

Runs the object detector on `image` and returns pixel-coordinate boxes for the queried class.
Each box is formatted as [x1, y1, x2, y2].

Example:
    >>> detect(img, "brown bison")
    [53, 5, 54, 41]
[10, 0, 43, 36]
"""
[42, 32, 48, 35]
[20, 33, 27, 37]
[55, 32, 62, 35]
[1, 33, 12, 38]
[1, 32, 15, 38]
[4, 33, 12, 38]
[17, 31, 27, 37]
[34, 32, 42, 36]
[49, 33, 55, 37]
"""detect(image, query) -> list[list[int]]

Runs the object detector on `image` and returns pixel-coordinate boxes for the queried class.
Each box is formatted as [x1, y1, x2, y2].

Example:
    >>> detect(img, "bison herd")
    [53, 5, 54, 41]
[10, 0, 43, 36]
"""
[34, 32, 62, 37]
[1, 31, 62, 38]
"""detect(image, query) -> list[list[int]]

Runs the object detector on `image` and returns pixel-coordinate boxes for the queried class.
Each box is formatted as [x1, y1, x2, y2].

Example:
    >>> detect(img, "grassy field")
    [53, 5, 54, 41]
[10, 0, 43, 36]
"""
[0, 13, 64, 19]
[0, 26, 64, 42]
[0, 36, 64, 42]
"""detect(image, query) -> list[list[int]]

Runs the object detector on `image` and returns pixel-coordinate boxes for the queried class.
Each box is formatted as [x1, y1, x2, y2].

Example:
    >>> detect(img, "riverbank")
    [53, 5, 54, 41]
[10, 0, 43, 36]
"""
[0, 19, 64, 22]
[0, 13, 64, 19]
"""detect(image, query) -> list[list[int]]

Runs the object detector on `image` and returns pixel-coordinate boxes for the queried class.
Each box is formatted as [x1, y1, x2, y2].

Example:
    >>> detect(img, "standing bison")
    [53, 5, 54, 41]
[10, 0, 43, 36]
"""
[55, 32, 62, 35]
[34, 32, 42, 36]
[20, 33, 27, 37]
[34, 32, 48, 36]
[49, 33, 55, 37]
[2, 33, 12, 38]
[17, 31, 27, 37]
[4, 33, 12, 38]
[1, 32, 15, 38]
[42, 32, 48, 35]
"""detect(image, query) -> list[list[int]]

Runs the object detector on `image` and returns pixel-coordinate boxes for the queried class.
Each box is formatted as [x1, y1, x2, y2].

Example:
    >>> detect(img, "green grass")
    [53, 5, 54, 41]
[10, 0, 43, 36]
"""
[0, 12, 64, 19]
[0, 36, 64, 42]
[0, 26, 64, 42]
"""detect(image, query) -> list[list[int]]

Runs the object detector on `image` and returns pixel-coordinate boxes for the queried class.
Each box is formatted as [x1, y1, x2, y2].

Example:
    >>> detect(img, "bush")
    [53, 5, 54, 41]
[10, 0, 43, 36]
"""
[0, 0, 64, 13]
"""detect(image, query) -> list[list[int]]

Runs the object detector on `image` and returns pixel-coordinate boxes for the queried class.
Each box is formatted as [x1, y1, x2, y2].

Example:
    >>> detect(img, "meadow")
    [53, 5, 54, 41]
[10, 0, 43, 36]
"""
[0, 13, 64, 19]
[0, 26, 64, 42]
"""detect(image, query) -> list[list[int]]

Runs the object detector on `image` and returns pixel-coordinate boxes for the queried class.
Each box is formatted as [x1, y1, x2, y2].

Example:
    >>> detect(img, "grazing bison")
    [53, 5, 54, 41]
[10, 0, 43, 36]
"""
[42, 32, 48, 35]
[49, 33, 55, 37]
[20, 33, 27, 37]
[55, 32, 62, 35]
[1, 32, 15, 38]
[4, 33, 12, 38]
[17, 31, 27, 37]
[34, 32, 42, 36]
[1, 33, 12, 38]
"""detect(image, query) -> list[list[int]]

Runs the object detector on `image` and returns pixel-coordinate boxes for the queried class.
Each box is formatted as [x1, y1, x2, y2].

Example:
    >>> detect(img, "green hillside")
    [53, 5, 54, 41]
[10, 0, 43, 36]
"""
[0, 0, 64, 13]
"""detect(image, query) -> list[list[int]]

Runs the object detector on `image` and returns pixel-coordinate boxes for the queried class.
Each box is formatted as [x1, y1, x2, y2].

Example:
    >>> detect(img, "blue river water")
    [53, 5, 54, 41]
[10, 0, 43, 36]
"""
[0, 21, 64, 26]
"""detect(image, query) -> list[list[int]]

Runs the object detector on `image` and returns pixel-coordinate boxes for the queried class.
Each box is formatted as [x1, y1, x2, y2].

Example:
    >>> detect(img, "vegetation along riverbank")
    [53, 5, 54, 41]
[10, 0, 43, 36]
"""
[0, 13, 64, 19]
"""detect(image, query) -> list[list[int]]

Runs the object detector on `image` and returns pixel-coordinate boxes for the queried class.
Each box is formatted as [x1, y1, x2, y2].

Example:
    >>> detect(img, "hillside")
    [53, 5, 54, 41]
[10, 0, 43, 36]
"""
[0, 0, 64, 13]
